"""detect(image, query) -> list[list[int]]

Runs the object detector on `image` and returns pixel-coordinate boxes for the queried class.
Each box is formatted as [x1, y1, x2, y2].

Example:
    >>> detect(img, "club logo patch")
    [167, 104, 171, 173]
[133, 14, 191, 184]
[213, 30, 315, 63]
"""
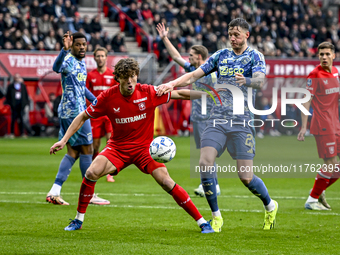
[307, 79, 312, 86]
[138, 102, 146, 111]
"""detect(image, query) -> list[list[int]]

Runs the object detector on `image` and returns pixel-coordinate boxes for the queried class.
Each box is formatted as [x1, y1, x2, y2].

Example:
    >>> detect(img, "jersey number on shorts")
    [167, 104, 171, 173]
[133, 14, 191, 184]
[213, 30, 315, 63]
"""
[245, 134, 254, 154]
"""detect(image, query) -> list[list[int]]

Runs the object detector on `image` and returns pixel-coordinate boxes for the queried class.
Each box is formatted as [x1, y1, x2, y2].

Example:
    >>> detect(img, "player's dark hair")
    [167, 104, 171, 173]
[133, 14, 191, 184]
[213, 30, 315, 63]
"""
[94, 47, 108, 57]
[191, 45, 209, 61]
[318, 42, 335, 52]
[228, 18, 250, 32]
[72, 32, 87, 43]
[113, 58, 140, 82]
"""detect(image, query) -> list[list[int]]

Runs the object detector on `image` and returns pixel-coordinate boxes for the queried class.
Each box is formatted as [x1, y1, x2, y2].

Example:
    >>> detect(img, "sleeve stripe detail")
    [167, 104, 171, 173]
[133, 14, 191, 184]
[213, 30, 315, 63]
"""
[85, 109, 95, 118]
[167, 92, 170, 103]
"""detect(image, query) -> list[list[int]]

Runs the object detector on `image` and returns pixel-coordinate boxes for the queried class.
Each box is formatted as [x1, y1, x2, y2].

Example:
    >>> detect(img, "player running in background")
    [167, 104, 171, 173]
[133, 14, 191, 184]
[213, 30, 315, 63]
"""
[46, 31, 109, 206]
[298, 42, 340, 210]
[157, 18, 278, 231]
[50, 58, 215, 233]
[86, 47, 119, 183]
[156, 22, 222, 229]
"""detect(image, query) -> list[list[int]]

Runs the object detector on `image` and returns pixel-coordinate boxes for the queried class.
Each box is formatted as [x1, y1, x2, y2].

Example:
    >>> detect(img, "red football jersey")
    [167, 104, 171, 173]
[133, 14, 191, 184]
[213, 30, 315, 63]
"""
[86, 68, 119, 97]
[306, 65, 340, 135]
[85, 83, 170, 149]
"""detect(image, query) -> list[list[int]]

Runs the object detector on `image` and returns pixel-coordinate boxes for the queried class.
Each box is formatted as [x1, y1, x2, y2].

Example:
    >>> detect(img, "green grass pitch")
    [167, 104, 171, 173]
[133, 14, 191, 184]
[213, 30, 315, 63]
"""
[1, 136, 340, 254]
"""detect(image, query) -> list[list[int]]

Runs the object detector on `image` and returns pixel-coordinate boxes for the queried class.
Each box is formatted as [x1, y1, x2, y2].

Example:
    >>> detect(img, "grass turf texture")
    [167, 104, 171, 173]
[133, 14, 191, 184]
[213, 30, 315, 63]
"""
[1, 136, 340, 254]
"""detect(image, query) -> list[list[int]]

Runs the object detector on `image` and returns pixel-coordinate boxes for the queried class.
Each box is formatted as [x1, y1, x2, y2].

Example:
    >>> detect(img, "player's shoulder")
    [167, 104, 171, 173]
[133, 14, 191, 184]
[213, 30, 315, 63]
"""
[106, 67, 114, 74]
[247, 47, 265, 59]
[309, 65, 323, 77]
[64, 53, 76, 63]
[87, 69, 97, 77]
[137, 83, 155, 92]
[332, 66, 339, 75]
[103, 84, 119, 96]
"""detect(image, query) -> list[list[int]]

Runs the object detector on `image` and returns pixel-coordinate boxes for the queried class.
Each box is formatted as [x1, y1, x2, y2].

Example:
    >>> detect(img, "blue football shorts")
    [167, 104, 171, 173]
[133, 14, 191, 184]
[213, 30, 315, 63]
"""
[201, 120, 255, 160]
[59, 118, 93, 146]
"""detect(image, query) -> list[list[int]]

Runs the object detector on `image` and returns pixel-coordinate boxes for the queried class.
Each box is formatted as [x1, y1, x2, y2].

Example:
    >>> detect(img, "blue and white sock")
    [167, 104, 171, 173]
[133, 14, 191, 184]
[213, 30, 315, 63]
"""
[202, 177, 219, 213]
[52, 154, 76, 194]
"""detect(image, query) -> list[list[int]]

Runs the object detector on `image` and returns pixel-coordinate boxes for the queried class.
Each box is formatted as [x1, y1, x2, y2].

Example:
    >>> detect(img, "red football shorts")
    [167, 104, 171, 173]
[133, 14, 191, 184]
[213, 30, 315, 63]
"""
[314, 134, 340, 159]
[99, 145, 165, 175]
[90, 116, 113, 139]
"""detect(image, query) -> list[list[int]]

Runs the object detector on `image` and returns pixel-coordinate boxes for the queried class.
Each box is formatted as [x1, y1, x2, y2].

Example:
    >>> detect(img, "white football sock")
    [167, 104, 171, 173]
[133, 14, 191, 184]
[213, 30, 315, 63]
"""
[212, 210, 221, 217]
[49, 184, 61, 196]
[196, 217, 206, 226]
[264, 199, 275, 212]
[306, 195, 318, 203]
[75, 212, 85, 222]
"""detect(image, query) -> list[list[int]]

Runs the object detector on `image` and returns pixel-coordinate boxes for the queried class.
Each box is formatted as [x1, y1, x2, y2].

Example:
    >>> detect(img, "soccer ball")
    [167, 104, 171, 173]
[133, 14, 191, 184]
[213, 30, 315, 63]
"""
[149, 136, 176, 163]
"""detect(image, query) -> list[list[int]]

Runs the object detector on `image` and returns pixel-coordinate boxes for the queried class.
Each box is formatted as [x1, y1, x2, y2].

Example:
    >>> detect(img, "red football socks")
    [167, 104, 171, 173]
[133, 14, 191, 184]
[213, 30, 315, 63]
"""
[169, 184, 202, 221]
[77, 177, 96, 213]
[327, 168, 340, 187]
[310, 169, 332, 199]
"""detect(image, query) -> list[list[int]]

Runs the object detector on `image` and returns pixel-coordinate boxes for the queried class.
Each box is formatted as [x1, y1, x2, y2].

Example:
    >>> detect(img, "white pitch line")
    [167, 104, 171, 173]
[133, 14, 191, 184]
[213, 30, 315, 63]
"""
[0, 200, 339, 216]
[1, 191, 340, 201]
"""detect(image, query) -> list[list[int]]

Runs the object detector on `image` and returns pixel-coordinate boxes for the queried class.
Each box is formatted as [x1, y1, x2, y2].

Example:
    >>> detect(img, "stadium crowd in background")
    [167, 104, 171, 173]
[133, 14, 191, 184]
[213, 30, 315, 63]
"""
[0, 0, 338, 59]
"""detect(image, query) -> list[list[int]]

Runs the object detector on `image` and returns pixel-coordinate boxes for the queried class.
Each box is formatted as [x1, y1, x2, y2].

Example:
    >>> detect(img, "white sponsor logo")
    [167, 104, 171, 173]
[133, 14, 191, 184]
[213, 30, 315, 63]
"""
[115, 113, 147, 124]
[323, 79, 328, 84]
[133, 97, 147, 103]
[93, 86, 111, 91]
[104, 75, 114, 79]
[91, 79, 96, 83]
[325, 87, 339, 94]
[113, 107, 120, 112]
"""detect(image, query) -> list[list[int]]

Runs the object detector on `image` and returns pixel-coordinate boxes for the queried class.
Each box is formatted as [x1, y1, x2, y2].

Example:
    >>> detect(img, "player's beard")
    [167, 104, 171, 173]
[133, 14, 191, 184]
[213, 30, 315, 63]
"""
[232, 40, 246, 51]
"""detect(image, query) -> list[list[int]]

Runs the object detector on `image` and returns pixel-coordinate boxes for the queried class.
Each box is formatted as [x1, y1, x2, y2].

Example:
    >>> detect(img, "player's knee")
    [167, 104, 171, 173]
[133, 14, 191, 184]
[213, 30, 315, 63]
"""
[85, 168, 100, 181]
[240, 178, 252, 186]
[199, 157, 214, 167]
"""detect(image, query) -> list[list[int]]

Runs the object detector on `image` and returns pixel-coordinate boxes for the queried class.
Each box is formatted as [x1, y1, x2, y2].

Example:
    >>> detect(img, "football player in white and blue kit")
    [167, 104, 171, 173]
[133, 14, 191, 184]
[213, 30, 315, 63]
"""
[46, 31, 109, 205]
[157, 18, 278, 231]
[156, 23, 222, 232]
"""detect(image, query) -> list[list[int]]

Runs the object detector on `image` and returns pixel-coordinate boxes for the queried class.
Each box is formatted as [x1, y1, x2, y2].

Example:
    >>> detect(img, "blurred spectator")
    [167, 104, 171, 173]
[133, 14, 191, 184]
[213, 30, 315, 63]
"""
[5, 73, 31, 138]
[31, 27, 44, 47]
[42, 0, 56, 17]
[325, 10, 337, 28]
[57, 15, 70, 34]
[22, 29, 34, 50]
[101, 31, 111, 46]
[0, 0, 8, 14]
[168, 19, 181, 36]
[90, 15, 102, 34]
[36, 41, 46, 51]
[185, 6, 197, 23]
[263, 35, 276, 56]
[141, 2, 153, 20]
[82, 15, 92, 34]
[111, 32, 125, 52]
[71, 15, 82, 32]
[30, 0, 43, 18]
[44, 29, 57, 50]
[163, 4, 175, 23]
[63, 0, 76, 18]
[125, 2, 143, 35]
[118, 45, 127, 53]
[7, 0, 20, 19]
[217, 35, 228, 50]
[38, 14, 53, 36]
[90, 31, 104, 48]
[54, 0, 64, 18]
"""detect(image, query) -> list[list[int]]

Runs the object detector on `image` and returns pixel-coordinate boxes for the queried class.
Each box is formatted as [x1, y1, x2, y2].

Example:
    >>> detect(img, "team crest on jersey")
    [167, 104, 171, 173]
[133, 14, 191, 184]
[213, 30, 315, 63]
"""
[106, 79, 111, 84]
[307, 79, 312, 86]
[329, 146, 335, 155]
[323, 79, 328, 84]
[241, 57, 251, 65]
[138, 102, 146, 111]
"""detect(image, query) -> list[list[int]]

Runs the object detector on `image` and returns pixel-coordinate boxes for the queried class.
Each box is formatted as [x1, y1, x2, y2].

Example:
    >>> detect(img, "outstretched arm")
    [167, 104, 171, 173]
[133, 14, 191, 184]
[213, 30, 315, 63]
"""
[297, 98, 312, 141]
[157, 68, 206, 95]
[52, 31, 73, 73]
[50, 111, 90, 154]
[171, 88, 225, 100]
[156, 23, 186, 67]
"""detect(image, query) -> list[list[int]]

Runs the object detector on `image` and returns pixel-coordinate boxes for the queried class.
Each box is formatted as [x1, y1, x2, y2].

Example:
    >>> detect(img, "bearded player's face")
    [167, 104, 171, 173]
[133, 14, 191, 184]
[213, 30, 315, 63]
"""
[318, 48, 335, 69]
[228, 26, 249, 51]
[118, 74, 138, 96]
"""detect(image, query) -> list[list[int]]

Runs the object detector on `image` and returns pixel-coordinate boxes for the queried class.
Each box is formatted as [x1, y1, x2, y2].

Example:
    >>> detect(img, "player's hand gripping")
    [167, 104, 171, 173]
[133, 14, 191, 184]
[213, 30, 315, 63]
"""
[235, 73, 247, 86]
[50, 140, 66, 154]
[156, 23, 169, 40]
[156, 82, 174, 96]
[62, 31, 73, 51]
[297, 128, 306, 141]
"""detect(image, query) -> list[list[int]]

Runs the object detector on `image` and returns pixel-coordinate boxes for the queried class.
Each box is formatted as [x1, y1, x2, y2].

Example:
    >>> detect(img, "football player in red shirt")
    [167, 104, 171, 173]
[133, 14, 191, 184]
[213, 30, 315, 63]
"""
[298, 42, 340, 210]
[86, 47, 119, 183]
[50, 58, 215, 233]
